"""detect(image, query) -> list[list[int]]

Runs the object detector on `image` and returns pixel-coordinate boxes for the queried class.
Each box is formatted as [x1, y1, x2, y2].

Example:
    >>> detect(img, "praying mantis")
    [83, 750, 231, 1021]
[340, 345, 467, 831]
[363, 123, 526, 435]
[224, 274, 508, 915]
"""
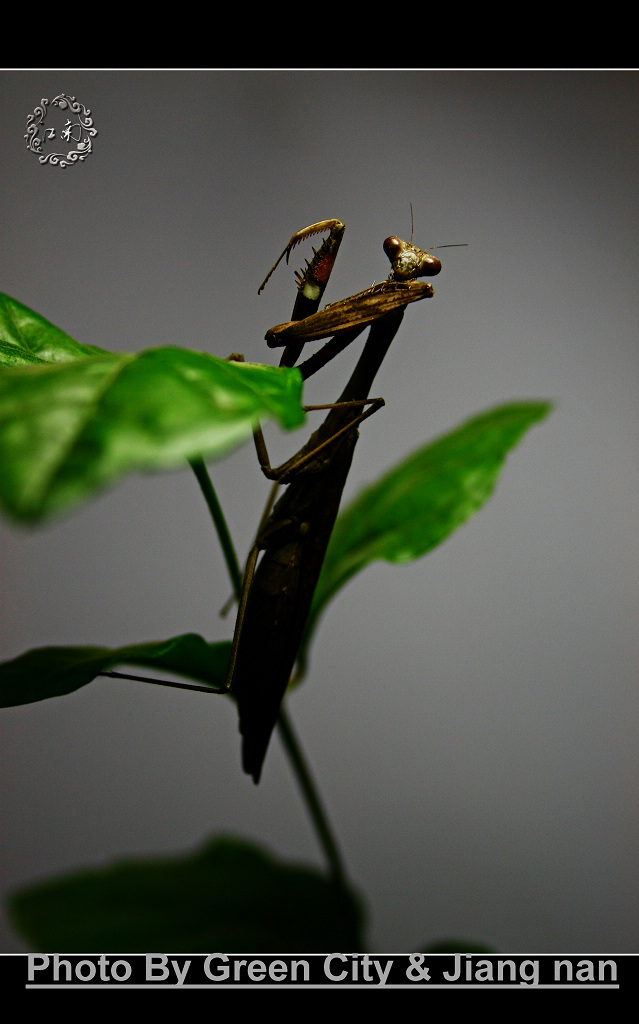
[227, 219, 445, 783]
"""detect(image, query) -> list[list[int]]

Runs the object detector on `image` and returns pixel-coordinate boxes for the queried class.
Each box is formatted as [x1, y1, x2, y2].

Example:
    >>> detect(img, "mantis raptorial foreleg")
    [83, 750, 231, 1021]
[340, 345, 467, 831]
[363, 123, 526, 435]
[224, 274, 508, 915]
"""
[258, 219, 346, 369]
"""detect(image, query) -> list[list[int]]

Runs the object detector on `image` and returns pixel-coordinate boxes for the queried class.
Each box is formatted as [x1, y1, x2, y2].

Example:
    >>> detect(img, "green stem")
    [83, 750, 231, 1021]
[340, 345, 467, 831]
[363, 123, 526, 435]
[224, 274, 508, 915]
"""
[277, 708, 347, 887]
[189, 456, 349, 886]
[189, 457, 243, 600]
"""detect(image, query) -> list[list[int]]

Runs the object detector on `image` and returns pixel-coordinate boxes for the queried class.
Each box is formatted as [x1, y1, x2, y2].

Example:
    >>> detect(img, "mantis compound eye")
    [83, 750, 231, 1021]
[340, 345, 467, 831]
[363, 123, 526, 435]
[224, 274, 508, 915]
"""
[383, 236, 404, 260]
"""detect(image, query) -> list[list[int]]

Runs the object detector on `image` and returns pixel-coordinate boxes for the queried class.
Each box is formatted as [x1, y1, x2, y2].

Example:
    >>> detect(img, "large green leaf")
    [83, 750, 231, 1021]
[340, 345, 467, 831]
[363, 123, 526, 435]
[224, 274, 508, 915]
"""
[8, 835, 365, 952]
[0, 294, 304, 522]
[0, 633, 231, 707]
[298, 401, 552, 670]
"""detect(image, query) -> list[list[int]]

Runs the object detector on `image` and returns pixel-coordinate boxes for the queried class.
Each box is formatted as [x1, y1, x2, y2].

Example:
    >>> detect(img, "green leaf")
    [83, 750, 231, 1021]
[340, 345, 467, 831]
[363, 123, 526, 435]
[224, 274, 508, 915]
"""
[0, 293, 304, 522]
[8, 835, 365, 952]
[0, 293, 108, 366]
[299, 402, 552, 669]
[0, 633, 231, 707]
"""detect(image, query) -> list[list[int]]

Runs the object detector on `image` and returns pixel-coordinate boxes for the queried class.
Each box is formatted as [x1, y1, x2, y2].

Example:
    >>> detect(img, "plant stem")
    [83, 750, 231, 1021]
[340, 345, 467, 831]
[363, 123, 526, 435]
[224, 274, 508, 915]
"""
[277, 708, 347, 887]
[190, 458, 349, 886]
[189, 457, 243, 600]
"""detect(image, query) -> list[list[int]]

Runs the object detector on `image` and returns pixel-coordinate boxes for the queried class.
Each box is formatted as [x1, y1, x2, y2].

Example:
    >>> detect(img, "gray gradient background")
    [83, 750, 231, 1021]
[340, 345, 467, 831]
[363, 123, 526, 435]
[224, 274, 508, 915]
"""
[0, 70, 637, 953]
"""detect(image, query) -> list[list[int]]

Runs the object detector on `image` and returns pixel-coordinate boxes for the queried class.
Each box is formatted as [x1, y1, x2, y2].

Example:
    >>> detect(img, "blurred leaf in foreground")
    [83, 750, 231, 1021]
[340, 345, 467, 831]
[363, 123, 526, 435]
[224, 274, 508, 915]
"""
[9, 835, 364, 953]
